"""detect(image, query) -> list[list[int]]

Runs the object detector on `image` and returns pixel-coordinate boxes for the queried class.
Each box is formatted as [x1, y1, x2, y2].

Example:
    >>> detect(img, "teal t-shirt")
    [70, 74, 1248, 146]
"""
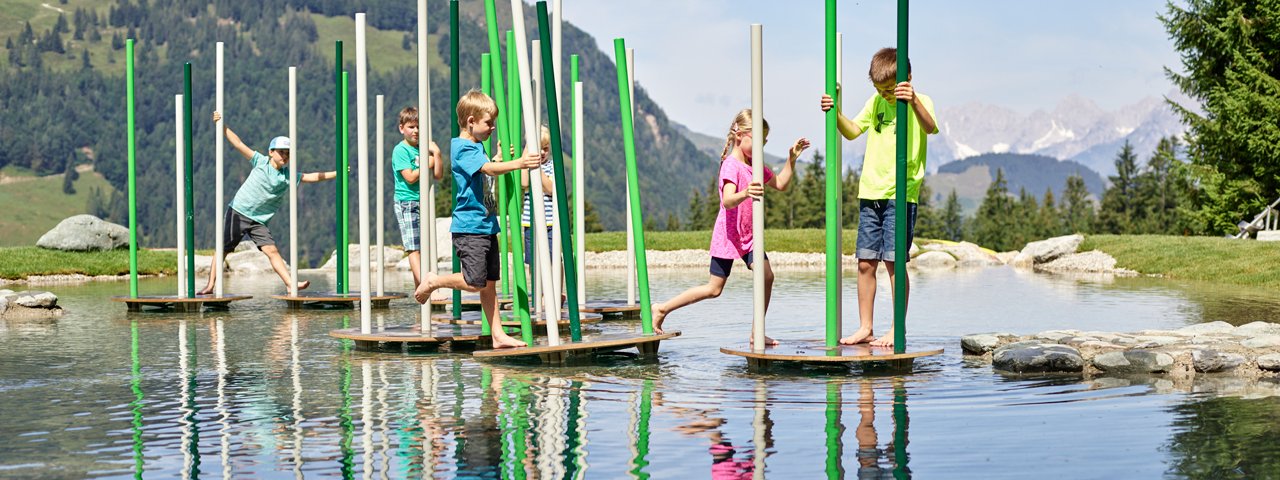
[391, 140, 420, 202]
[449, 138, 499, 234]
[851, 92, 937, 202]
[229, 152, 297, 224]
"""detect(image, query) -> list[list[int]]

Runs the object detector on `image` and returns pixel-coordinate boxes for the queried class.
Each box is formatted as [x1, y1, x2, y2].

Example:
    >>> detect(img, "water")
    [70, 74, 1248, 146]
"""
[3, 266, 1280, 479]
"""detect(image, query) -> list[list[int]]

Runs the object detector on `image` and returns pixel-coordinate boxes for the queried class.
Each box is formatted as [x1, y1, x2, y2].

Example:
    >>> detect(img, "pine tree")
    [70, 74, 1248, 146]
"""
[1039, 187, 1060, 237]
[402, 33, 412, 51]
[1061, 174, 1095, 234]
[665, 212, 680, 232]
[583, 199, 603, 233]
[914, 180, 945, 240]
[970, 168, 1015, 251]
[55, 13, 69, 35]
[19, 22, 34, 45]
[1098, 141, 1140, 234]
[841, 169, 858, 229]
[941, 189, 964, 241]
[81, 49, 90, 69]
[111, 32, 124, 50]
[796, 151, 825, 228]
[88, 27, 101, 43]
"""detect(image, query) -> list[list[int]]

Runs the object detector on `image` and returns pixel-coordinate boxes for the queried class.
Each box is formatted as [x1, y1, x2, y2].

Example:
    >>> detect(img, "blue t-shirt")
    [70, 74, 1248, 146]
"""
[229, 152, 297, 224]
[450, 138, 499, 234]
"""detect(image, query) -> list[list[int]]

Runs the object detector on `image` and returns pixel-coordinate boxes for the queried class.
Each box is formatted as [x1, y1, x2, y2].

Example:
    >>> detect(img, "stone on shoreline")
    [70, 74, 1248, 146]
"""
[914, 251, 956, 269]
[36, 215, 130, 251]
[1258, 354, 1280, 371]
[1010, 234, 1082, 268]
[992, 342, 1084, 373]
[1191, 349, 1246, 373]
[1093, 350, 1174, 373]
[961, 332, 1019, 354]
[1036, 250, 1136, 276]
[0, 290, 63, 319]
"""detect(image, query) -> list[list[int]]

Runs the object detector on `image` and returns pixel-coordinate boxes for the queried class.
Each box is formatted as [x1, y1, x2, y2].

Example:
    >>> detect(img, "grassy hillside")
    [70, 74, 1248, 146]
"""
[1082, 235, 1280, 288]
[311, 13, 443, 74]
[0, 165, 116, 247]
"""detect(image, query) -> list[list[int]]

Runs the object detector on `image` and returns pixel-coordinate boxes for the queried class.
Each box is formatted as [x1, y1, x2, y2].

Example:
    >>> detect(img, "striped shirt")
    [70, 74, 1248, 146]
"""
[522, 160, 557, 227]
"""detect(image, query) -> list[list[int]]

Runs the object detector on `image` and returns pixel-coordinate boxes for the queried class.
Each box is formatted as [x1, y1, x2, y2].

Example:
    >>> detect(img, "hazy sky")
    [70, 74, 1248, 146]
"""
[563, 0, 1183, 158]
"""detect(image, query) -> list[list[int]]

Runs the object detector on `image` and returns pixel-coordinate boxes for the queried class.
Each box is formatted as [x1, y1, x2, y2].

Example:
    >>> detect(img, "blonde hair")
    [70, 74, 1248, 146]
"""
[456, 90, 498, 129]
[720, 108, 770, 160]
[540, 125, 551, 150]
[868, 47, 910, 84]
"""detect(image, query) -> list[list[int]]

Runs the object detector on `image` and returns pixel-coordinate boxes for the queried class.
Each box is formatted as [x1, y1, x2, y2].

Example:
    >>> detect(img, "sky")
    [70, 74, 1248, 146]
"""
[563, 0, 1184, 158]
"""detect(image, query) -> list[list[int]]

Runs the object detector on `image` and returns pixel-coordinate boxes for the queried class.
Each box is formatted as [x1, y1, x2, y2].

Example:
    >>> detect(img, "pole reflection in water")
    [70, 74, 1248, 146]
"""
[892, 379, 910, 479]
[534, 377, 567, 479]
[178, 317, 201, 478]
[339, 315, 355, 478]
[213, 316, 231, 479]
[376, 362, 390, 480]
[361, 360, 374, 480]
[825, 380, 845, 479]
[751, 378, 772, 480]
[289, 314, 305, 479]
[421, 359, 439, 478]
[629, 379, 654, 479]
[564, 379, 589, 479]
[130, 319, 145, 479]
[850, 378, 911, 479]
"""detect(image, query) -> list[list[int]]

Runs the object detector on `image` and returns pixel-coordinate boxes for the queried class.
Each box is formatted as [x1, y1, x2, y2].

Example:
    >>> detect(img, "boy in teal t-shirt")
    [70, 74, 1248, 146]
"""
[411, 90, 540, 349]
[819, 47, 939, 348]
[390, 106, 443, 287]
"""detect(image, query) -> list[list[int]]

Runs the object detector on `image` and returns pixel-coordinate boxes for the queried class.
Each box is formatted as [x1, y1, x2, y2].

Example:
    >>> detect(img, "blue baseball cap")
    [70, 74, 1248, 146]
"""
[269, 136, 292, 151]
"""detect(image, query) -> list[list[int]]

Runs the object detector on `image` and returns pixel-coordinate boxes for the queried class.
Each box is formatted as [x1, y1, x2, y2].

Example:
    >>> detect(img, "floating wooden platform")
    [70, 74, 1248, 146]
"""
[473, 331, 681, 364]
[578, 299, 643, 318]
[720, 340, 944, 370]
[111, 295, 253, 312]
[271, 292, 405, 309]
[429, 293, 513, 311]
[329, 324, 490, 351]
[431, 310, 603, 333]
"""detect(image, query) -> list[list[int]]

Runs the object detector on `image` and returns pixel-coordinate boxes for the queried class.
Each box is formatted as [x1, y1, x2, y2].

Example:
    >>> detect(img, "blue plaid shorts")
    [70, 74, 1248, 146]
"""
[393, 200, 421, 251]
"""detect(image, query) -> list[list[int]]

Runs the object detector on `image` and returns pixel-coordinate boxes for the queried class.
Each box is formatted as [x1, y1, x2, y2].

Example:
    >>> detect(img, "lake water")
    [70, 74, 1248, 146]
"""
[3, 265, 1280, 479]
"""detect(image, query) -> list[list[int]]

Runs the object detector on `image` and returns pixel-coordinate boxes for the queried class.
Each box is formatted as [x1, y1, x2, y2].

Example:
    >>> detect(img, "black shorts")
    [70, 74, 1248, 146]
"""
[709, 251, 767, 279]
[222, 208, 275, 250]
[454, 233, 500, 288]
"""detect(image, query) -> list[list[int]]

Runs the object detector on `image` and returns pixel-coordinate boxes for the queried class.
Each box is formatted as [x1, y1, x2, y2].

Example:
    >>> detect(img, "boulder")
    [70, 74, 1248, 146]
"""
[434, 217, 452, 261]
[36, 215, 130, 251]
[1093, 350, 1174, 374]
[1036, 251, 1133, 275]
[1191, 349, 1246, 373]
[1010, 234, 1083, 268]
[1177, 321, 1237, 336]
[1241, 335, 1280, 349]
[321, 245, 409, 270]
[225, 249, 279, 275]
[922, 242, 1001, 266]
[1257, 354, 1280, 372]
[1234, 321, 1280, 337]
[995, 251, 1019, 265]
[961, 332, 1018, 354]
[1, 290, 63, 319]
[14, 291, 57, 308]
[1258, 231, 1280, 242]
[992, 342, 1084, 373]
[192, 255, 215, 275]
[913, 251, 956, 270]
[909, 242, 920, 257]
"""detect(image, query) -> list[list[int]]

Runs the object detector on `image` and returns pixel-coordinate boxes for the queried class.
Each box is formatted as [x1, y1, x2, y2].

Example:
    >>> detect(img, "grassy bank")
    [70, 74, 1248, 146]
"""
[1082, 235, 1280, 288]
[0, 166, 117, 247]
[0, 247, 174, 280]
[584, 229, 862, 254]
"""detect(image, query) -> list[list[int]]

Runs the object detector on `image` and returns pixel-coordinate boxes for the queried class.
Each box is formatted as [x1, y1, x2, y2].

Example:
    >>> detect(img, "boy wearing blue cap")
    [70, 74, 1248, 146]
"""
[198, 111, 340, 295]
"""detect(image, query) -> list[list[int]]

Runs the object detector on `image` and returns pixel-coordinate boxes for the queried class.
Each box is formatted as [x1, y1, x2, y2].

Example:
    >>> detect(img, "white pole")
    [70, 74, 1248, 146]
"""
[178, 319, 192, 477]
[356, 13, 372, 333]
[513, 0, 561, 345]
[624, 48, 636, 306]
[215, 318, 231, 479]
[751, 378, 768, 479]
[534, 39, 565, 318]
[573, 82, 585, 307]
[176, 95, 186, 298]
[361, 360, 374, 480]
[417, 0, 434, 333]
[289, 67, 299, 298]
[215, 42, 224, 297]
[750, 24, 766, 349]
[289, 315, 304, 476]
[376, 94, 385, 296]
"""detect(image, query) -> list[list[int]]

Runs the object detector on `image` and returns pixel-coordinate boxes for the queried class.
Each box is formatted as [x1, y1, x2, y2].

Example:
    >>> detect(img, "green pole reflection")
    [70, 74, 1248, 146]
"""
[179, 318, 201, 478]
[130, 320, 145, 479]
[563, 380, 588, 479]
[629, 379, 653, 479]
[339, 316, 354, 479]
[499, 376, 530, 480]
[892, 379, 910, 479]
[825, 380, 845, 479]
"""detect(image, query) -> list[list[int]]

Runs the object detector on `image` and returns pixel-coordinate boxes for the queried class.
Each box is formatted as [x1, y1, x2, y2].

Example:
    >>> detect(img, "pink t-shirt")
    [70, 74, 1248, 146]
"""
[709, 156, 775, 259]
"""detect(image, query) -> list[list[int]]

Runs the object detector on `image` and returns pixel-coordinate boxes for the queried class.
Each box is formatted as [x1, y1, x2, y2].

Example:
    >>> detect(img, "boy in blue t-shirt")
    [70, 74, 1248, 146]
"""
[198, 112, 340, 295]
[412, 90, 540, 349]
[390, 106, 443, 287]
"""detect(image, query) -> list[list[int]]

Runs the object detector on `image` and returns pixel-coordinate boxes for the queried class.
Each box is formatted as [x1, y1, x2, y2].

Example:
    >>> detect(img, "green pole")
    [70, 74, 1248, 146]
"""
[824, 381, 845, 479]
[126, 40, 138, 298]
[612, 39, 655, 334]
[893, 380, 909, 479]
[451, 0, 463, 317]
[894, 0, 909, 354]
[824, 0, 840, 347]
[130, 320, 145, 478]
[183, 63, 195, 298]
[334, 42, 345, 294]
[536, 1, 583, 341]
[482, 53, 500, 334]
[341, 71, 351, 294]
[483, 1, 533, 344]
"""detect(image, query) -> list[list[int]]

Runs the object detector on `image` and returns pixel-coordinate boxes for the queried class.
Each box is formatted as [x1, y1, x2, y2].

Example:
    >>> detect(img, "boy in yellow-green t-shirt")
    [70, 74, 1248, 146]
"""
[819, 47, 938, 348]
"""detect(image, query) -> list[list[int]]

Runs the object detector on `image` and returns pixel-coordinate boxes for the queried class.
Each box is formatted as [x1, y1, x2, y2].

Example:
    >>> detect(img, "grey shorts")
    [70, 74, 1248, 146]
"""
[222, 208, 274, 251]
[453, 233, 500, 288]
[856, 199, 916, 262]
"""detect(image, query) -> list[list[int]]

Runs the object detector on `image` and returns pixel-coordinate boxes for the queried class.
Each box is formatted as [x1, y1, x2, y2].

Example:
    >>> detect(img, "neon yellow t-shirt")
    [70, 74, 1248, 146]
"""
[851, 92, 937, 202]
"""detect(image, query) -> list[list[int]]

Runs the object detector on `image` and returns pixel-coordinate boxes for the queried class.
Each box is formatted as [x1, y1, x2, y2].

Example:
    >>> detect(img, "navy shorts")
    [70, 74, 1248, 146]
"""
[856, 199, 917, 262]
[709, 251, 768, 279]
[453, 233, 500, 288]
[522, 226, 554, 264]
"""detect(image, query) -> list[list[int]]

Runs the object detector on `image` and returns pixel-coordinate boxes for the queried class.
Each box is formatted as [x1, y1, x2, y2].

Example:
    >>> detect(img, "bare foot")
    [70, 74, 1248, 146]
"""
[651, 303, 667, 334]
[491, 330, 527, 349]
[749, 335, 780, 346]
[412, 272, 438, 304]
[870, 331, 895, 348]
[839, 328, 874, 345]
[296, 280, 310, 291]
[196, 285, 214, 296]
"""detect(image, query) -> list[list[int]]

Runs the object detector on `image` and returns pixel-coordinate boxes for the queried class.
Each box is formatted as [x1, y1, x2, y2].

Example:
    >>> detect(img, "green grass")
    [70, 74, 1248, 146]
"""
[0, 0, 134, 74]
[0, 167, 116, 247]
[585, 229, 864, 254]
[1082, 234, 1280, 288]
[312, 13, 444, 74]
[0, 246, 174, 279]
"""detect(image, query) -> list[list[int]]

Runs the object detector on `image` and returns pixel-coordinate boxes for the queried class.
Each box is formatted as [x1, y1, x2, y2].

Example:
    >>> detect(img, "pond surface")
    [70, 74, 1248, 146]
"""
[2, 265, 1280, 479]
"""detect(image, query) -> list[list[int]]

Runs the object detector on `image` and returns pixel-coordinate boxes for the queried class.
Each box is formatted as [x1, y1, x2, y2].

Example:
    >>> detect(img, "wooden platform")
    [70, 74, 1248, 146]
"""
[473, 331, 681, 364]
[111, 295, 253, 312]
[429, 294, 513, 311]
[329, 324, 490, 351]
[720, 340, 944, 370]
[431, 310, 604, 329]
[271, 292, 405, 309]
[578, 299, 643, 318]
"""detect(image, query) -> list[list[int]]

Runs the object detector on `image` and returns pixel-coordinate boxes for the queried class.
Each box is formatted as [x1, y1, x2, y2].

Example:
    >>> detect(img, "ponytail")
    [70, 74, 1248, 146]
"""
[719, 108, 770, 161]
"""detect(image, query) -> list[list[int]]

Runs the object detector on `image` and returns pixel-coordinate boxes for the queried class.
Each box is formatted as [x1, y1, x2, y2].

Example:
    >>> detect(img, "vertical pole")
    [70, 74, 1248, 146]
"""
[183, 63, 195, 298]
[513, 0, 561, 346]
[356, 13, 371, 333]
[335, 41, 345, 294]
[613, 38, 654, 334]
[419, 0, 438, 284]
[537, 1, 582, 341]
[175, 95, 185, 298]
[894, 0, 909, 354]
[750, 24, 766, 350]
[376, 94, 385, 296]
[534, 38, 566, 325]
[508, 29, 531, 314]
[289, 67, 299, 297]
[484, 0, 534, 344]
[451, 0, 463, 318]
[624, 48, 636, 307]
[751, 379, 768, 480]
[892, 379, 909, 478]
[823, 0, 841, 347]
[482, 53, 500, 333]
[572, 68, 585, 307]
[214, 42, 224, 297]
[342, 72, 351, 294]
[552, 0, 562, 120]
[126, 39, 137, 298]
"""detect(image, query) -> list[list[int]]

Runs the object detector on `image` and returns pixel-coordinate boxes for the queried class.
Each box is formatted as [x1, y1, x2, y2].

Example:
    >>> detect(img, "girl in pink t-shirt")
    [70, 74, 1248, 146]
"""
[652, 108, 810, 342]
